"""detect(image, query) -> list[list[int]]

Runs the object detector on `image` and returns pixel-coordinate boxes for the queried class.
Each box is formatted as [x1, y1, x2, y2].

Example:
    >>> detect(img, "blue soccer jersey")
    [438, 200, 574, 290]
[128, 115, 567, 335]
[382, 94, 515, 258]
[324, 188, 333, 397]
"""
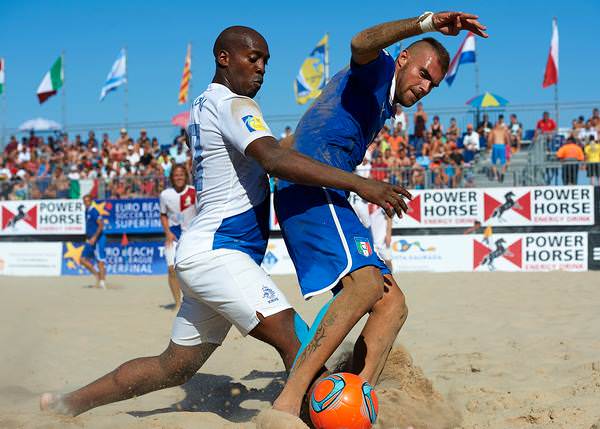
[85, 206, 103, 239]
[275, 50, 395, 298]
[290, 50, 396, 173]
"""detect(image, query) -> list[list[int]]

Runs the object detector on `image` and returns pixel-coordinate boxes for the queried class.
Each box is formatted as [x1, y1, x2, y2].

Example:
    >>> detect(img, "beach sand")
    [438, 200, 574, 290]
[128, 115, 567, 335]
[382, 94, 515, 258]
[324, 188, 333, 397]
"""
[1, 271, 599, 428]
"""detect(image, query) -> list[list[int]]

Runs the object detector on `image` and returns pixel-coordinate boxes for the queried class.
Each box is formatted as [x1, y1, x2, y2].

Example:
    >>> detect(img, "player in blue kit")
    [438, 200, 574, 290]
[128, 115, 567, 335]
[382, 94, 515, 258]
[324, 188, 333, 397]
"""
[81, 194, 107, 289]
[273, 11, 488, 416]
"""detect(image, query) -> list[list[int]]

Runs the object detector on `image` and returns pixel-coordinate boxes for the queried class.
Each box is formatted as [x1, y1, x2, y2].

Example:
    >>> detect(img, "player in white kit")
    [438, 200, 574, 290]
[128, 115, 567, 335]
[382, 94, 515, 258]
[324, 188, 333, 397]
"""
[159, 164, 196, 310]
[369, 204, 393, 271]
[40, 26, 405, 416]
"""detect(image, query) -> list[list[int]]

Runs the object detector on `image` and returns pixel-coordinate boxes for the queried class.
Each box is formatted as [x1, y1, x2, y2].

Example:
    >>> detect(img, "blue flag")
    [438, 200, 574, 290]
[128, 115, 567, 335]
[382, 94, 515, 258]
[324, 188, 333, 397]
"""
[100, 48, 127, 101]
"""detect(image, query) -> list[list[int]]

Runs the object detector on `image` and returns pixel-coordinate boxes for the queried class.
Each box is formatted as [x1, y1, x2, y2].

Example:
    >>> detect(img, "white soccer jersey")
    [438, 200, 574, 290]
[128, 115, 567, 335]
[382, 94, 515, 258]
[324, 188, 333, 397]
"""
[370, 205, 387, 248]
[176, 83, 274, 265]
[349, 192, 371, 228]
[159, 185, 197, 231]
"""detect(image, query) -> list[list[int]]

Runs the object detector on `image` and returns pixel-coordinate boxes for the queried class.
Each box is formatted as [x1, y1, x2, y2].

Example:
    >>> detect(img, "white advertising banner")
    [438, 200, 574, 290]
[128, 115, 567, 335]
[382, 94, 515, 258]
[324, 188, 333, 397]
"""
[0, 199, 85, 235]
[392, 186, 595, 229]
[392, 232, 588, 273]
[0, 242, 62, 276]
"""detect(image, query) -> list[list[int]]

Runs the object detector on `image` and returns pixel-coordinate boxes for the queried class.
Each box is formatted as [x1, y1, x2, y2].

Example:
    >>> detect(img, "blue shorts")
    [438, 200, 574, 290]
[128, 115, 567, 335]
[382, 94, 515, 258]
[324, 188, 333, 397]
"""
[275, 183, 390, 299]
[492, 144, 507, 166]
[82, 235, 107, 263]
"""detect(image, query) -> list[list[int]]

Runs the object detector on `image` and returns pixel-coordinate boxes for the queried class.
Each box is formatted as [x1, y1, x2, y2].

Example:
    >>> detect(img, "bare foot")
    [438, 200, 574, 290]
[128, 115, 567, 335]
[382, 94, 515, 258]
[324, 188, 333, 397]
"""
[40, 393, 73, 416]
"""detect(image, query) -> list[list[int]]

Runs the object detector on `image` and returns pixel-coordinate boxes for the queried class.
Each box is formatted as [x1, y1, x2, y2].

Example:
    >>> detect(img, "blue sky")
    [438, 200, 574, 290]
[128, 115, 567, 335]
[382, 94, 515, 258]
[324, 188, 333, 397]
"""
[1, 0, 599, 144]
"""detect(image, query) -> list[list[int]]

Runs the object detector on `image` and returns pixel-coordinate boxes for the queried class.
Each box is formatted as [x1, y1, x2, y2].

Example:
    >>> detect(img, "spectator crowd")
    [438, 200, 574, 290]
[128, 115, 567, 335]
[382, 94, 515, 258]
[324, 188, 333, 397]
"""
[0, 128, 191, 200]
[1, 106, 600, 200]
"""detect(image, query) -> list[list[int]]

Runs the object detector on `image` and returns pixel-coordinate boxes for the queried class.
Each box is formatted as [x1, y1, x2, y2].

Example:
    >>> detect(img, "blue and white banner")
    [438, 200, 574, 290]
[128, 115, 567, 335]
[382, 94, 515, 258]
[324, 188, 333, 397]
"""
[94, 198, 163, 234]
[100, 48, 127, 101]
[62, 241, 167, 276]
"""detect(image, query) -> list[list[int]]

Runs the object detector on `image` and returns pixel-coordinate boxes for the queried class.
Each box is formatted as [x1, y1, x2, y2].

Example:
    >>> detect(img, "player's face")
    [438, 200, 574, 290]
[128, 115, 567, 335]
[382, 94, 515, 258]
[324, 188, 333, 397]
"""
[394, 48, 444, 107]
[226, 37, 270, 98]
[172, 168, 187, 190]
[83, 195, 91, 207]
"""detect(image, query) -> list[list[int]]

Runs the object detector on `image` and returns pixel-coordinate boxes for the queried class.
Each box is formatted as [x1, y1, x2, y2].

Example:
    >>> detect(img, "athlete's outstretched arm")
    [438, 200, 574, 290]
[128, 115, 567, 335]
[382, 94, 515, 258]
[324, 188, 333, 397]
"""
[351, 12, 488, 64]
[246, 136, 411, 218]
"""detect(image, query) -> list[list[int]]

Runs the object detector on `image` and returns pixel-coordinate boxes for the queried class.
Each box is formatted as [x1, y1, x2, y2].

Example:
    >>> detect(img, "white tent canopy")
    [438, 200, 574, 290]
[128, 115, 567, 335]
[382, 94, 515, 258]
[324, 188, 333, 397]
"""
[18, 117, 62, 132]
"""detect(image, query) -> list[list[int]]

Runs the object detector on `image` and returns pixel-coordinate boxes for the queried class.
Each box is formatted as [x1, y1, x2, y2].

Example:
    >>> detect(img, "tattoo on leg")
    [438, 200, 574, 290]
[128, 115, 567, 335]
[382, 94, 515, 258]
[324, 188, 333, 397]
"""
[290, 311, 338, 376]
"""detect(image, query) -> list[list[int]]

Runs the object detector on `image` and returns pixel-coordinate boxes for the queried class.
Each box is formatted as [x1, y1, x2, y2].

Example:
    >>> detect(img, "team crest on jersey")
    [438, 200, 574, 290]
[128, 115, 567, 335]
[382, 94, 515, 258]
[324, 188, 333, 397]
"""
[242, 115, 267, 132]
[354, 237, 373, 257]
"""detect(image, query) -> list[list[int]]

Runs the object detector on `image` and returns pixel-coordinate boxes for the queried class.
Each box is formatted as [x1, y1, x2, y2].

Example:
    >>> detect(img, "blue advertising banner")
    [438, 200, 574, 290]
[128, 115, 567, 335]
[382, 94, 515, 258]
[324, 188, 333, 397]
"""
[62, 241, 167, 276]
[93, 199, 163, 234]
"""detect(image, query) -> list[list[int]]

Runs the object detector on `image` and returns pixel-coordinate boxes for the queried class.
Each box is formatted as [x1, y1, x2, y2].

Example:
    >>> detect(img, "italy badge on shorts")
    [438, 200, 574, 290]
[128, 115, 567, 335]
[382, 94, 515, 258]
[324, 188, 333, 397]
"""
[354, 237, 373, 257]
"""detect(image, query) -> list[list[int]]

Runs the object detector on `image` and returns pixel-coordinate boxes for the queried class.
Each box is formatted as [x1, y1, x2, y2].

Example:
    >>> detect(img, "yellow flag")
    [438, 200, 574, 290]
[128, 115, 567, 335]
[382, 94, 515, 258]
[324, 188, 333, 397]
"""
[294, 34, 328, 105]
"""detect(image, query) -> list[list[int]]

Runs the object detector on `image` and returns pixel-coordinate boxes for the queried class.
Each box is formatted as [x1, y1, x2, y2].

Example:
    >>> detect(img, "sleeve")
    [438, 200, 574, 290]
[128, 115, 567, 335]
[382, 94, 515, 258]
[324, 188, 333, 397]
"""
[218, 96, 274, 155]
[159, 191, 168, 215]
[349, 50, 395, 91]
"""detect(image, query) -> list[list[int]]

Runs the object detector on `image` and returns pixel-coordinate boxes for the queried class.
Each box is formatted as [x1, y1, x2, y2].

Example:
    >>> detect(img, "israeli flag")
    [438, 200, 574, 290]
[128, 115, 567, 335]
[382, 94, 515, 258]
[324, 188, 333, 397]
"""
[100, 48, 127, 101]
[445, 32, 476, 86]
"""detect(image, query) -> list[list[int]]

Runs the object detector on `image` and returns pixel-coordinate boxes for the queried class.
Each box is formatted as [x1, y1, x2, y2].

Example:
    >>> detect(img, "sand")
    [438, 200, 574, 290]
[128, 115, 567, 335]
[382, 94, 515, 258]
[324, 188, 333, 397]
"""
[1, 271, 599, 429]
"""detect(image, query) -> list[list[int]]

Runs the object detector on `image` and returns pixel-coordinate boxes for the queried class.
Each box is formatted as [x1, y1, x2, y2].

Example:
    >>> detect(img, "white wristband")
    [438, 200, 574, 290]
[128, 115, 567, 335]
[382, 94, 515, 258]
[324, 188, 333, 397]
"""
[418, 11, 436, 33]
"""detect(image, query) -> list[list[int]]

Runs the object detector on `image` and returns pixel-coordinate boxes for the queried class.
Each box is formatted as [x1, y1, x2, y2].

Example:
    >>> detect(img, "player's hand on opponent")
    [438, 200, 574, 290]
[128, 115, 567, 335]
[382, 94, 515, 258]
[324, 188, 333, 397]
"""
[355, 178, 412, 218]
[432, 12, 488, 38]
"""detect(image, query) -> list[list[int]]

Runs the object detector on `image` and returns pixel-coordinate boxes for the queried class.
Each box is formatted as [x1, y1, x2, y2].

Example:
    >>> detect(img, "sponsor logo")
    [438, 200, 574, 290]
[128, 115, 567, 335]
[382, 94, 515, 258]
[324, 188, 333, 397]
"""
[403, 190, 478, 225]
[354, 237, 372, 257]
[484, 190, 531, 221]
[261, 285, 279, 304]
[473, 237, 522, 271]
[392, 239, 436, 253]
[242, 115, 267, 132]
[1, 204, 37, 229]
[262, 250, 278, 270]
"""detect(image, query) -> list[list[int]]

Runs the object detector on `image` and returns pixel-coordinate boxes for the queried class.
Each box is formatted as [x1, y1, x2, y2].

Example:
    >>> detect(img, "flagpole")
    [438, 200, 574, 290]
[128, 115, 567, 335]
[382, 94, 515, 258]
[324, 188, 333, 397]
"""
[124, 46, 128, 130]
[324, 32, 330, 84]
[553, 17, 559, 128]
[62, 50, 67, 133]
[474, 45, 481, 125]
[1, 58, 5, 148]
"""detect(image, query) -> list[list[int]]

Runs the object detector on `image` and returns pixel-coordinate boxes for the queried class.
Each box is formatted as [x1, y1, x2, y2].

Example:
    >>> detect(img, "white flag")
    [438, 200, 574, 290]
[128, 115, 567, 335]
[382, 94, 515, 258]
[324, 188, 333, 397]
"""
[100, 48, 127, 101]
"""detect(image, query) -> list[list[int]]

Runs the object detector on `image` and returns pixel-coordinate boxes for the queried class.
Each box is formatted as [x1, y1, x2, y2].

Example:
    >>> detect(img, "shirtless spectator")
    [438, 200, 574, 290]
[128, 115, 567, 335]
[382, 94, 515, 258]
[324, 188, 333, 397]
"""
[447, 117, 460, 141]
[488, 120, 511, 182]
[413, 102, 428, 155]
[115, 128, 130, 146]
[509, 114, 523, 152]
[391, 104, 408, 137]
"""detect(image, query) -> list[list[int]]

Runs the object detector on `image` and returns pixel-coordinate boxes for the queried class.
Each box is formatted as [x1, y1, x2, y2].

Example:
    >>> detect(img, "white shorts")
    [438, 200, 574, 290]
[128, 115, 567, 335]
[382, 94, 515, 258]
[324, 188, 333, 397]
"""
[171, 248, 292, 346]
[164, 241, 177, 267]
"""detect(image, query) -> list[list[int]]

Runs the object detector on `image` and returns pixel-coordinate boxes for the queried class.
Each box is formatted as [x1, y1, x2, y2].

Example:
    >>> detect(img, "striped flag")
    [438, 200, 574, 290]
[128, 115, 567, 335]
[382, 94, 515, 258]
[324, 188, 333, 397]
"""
[445, 32, 476, 86]
[100, 49, 127, 101]
[0, 58, 4, 95]
[294, 34, 328, 105]
[178, 43, 192, 104]
[37, 55, 64, 103]
[542, 18, 558, 88]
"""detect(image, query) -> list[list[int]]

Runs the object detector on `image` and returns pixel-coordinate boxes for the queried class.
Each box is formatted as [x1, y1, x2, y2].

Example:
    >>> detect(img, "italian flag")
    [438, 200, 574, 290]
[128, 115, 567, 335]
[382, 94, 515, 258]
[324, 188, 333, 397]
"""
[0, 58, 4, 95]
[37, 55, 63, 103]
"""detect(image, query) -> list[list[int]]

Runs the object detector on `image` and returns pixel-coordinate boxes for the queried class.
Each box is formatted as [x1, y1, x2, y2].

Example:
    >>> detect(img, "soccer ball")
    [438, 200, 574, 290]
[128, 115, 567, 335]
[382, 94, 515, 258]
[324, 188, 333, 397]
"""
[309, 372, 378, 429]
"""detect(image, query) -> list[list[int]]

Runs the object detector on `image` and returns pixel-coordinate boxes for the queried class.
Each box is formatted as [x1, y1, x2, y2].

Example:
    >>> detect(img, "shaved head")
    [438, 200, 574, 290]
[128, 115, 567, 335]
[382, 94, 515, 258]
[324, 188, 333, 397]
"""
[213, 26, 267, 60]
[405, 37, 450, 74]
[211, 26, 270, 98]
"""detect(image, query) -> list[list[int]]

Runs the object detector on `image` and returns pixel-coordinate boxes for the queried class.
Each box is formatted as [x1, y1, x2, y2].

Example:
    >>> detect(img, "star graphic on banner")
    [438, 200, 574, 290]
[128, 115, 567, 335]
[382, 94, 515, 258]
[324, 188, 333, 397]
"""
[91, 201, 110, 216]
[64, 242, 84, 266]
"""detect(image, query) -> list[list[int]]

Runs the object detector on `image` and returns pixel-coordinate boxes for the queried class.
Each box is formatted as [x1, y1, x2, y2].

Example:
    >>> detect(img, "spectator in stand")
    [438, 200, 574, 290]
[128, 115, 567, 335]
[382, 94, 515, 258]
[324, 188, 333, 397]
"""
[488, 120, 511, 182]
[535, 111, 557, 139]
[430, 115, 443, 136]
[115, 128, 130, 146]
[87, 131, 98, 148]
[477, 113, 492, 143]
[172, 142, 187, 164]
[411, 159, 425, 189]
[413, 102, 427, 155]
[387, 126, 404, 154]
[448, 143, 464, 187]
[578, 120, 598, 142]
[4, 136, 18, 155]
[509, 114, 523, 152]
[173, 128, 187, 146]
[446, 117, 460, 141]
[137, 129, 151, 147]
[370, 152, 387, 182]
[27, 130, 41, 149]
[391, 104, 407, 137]
[556, 136, 584, 185]
[585, 138, 600, 186]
